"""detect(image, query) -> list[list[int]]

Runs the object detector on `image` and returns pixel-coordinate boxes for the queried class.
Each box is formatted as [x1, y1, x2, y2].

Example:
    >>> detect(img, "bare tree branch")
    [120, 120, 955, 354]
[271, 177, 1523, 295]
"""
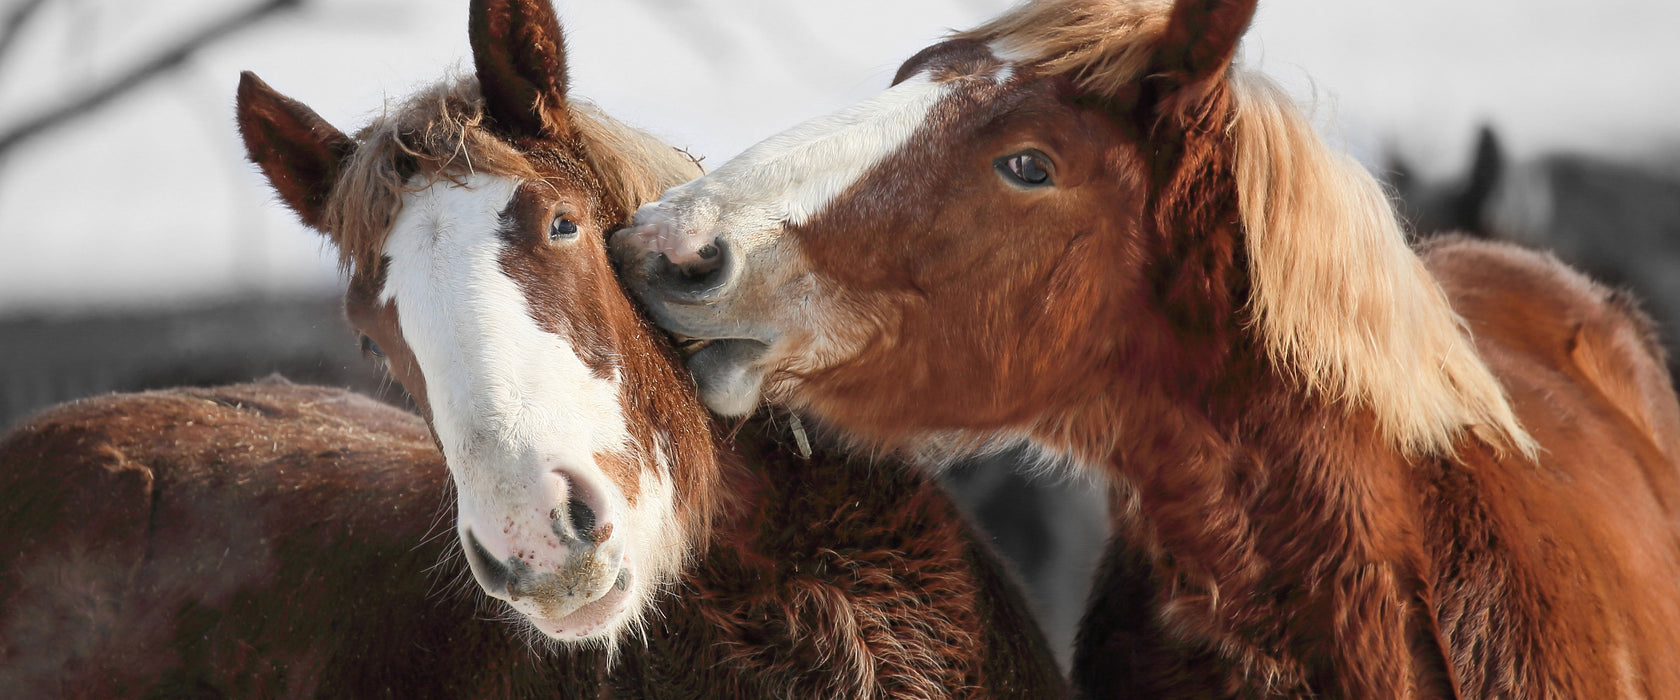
[0, 0, 302, 159]
[0, 0, 52, 69]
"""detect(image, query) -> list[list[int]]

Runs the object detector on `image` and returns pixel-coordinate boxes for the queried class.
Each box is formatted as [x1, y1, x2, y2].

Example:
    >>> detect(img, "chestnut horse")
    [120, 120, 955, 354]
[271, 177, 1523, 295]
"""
[227, 0, 1063, 695]
[0, 381, 1059, 697]
[612, 0, 1680, 696]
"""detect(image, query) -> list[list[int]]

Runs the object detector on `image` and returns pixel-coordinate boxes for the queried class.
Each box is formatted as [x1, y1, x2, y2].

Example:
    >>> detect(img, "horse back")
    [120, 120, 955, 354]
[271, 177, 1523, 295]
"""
[0, 382, 1065, 698]
[0, 380, 589, 698]
[1420, 236, 1680, 695]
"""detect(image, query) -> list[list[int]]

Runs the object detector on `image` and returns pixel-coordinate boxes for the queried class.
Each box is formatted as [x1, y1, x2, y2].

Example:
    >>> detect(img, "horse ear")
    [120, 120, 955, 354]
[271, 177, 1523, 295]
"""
[1148, 0, 1257, 117]
[1462, 126, 1504, 213]
[236, 71, 354, 232]
[469, 0, 571, 141]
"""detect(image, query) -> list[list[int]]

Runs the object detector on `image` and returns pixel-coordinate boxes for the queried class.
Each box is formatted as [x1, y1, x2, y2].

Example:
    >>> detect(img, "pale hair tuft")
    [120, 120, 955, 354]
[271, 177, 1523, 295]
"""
[954, 0, 1172, 95]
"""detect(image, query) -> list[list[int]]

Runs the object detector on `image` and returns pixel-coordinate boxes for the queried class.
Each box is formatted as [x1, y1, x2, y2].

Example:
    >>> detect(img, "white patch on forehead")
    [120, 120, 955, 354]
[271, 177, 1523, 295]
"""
[379, 172, 630, 500]
[645, 71, 952, 236]
[987, 39, 1039, 67]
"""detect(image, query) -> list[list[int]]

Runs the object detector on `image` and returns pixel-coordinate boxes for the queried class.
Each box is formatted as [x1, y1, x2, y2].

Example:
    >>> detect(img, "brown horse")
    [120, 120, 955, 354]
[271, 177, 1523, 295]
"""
[225, 0, 1064, 695]
[610, 0, 1680, 696]
[0, 381, 1059, 697]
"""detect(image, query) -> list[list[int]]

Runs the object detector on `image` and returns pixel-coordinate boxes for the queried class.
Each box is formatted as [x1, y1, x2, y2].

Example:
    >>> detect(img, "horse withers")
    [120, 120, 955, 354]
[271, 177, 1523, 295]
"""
[612, 0, 1680, 695]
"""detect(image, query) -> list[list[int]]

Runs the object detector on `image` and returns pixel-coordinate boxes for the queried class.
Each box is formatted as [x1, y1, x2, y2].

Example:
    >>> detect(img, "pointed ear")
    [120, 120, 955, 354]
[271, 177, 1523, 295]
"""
[236, 71, 354, 231]
[1148, 0, 1256, 117]
[469, 0, 571, 141]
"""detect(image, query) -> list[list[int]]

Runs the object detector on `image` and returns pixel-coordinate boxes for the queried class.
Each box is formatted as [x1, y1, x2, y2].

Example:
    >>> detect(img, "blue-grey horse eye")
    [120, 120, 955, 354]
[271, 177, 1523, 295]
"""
[359, 335, 385, 358]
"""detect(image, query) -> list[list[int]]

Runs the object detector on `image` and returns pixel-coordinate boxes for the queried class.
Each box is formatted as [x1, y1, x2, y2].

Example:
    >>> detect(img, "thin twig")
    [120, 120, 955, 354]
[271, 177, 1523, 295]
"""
[0, 0, 52, 70]
[0, 0, 303, 159]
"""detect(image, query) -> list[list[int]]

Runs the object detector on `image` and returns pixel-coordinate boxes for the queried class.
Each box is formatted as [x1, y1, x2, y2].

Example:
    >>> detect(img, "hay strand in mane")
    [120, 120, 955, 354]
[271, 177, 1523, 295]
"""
[1229, 72, 1536, 458]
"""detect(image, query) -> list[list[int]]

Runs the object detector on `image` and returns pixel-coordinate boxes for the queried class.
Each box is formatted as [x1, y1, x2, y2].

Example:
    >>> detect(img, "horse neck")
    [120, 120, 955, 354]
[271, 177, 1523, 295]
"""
[1087, 373, 1446, 693]
[1055, 109, 1444, 689]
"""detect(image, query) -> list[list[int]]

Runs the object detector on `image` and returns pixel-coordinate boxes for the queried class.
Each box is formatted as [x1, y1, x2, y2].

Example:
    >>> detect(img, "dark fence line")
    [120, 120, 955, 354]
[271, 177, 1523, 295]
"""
[0, 294, 404, 431]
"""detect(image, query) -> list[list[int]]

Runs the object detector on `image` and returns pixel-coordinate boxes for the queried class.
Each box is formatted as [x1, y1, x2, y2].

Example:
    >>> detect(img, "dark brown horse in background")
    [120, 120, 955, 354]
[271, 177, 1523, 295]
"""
[0, 381, 1057, 697]
[611, 0, 1680, 695]
[0, 0, 1064, 695]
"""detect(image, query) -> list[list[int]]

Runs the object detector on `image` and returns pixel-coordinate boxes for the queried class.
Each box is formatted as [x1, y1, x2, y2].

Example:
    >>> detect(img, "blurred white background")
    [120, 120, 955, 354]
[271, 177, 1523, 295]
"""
[0, 0, 1676, 313]
[2, 0, 1676, 669]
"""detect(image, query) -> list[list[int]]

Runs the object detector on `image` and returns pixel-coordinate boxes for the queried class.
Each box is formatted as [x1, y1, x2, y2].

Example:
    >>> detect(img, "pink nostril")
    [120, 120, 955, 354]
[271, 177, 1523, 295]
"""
[548, 470, 614, 545]
[655, 239, 728, 290]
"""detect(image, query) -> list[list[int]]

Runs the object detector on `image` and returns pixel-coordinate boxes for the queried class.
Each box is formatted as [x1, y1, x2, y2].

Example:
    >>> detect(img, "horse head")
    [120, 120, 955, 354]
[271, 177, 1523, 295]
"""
[236, 0, 709, 647]
[612, 0, 1526, 463]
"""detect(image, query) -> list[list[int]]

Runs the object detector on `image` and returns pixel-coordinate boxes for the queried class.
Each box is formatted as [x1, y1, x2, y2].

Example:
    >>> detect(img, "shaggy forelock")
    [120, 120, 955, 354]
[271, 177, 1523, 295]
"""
[323, 75, 702, 278]
[953, 0, 1173, 95]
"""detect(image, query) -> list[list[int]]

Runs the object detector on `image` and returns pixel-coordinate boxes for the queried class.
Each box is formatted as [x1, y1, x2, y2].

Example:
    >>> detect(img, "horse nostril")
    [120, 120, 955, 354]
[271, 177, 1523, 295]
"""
[568, 497, 597, 541]
[464, 529, 514, 597]
[654, 239, 728, 294]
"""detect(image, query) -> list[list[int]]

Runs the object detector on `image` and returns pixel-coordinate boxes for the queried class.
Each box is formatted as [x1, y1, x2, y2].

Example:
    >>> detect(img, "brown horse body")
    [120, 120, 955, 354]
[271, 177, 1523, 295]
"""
[0, 381, 1061, 698]
[1074, 237, 1680, 696]
[610, 0, 1680, 695]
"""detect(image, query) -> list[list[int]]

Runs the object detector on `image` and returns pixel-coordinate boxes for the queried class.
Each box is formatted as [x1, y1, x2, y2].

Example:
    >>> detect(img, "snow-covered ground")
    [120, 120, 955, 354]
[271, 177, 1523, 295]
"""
[1, 0, 1675, 313]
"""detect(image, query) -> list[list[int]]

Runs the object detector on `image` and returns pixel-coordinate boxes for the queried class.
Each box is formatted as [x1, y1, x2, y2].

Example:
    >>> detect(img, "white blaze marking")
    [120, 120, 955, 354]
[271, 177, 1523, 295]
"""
[379, 173, 630, 510]
[635, 71, 951, 250]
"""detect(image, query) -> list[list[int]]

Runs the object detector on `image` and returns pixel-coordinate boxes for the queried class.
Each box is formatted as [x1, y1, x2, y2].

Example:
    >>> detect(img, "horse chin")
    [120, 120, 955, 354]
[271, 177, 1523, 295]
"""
[686, 338, 771, 416]
[520, 574, 640, 644]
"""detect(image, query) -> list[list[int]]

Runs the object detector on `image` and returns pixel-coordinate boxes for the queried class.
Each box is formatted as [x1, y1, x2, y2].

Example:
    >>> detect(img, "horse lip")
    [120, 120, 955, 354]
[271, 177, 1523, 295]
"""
[522, 570, 635, 640]
[687, 338, 770, 367]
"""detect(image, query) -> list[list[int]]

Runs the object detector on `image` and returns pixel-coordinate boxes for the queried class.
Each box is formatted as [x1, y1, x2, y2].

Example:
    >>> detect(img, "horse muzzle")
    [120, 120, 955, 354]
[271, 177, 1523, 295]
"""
[456, 468, 634, 641]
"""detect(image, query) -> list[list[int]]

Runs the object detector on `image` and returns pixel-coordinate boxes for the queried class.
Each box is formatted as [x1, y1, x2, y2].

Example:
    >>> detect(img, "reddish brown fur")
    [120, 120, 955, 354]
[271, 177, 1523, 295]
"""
[221, 0, 1066, 695]
[636, 0, 1680, 696]
[0, 381, 1064, 698]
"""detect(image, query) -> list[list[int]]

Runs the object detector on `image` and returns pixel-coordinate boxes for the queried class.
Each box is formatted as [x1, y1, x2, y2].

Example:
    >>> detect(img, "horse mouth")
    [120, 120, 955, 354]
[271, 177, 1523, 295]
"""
[522, 571, 635, 641]
[670, 334, 768, 364]
[672, 333, 713, 357]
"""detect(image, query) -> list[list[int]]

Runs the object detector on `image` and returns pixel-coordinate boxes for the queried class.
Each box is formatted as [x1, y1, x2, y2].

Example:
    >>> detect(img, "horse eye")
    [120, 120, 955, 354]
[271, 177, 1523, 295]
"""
[359, 335, 385, 359]
[996, 152, 1052, 187]
[549, 216, 580, 241]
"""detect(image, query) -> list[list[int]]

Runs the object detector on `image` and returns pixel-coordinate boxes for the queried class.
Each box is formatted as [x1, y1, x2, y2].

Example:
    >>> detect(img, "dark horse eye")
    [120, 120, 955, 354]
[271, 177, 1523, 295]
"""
[549, 216, 580, 241]
[996, 151, 1052, 187]
[360, 335, 385, 359]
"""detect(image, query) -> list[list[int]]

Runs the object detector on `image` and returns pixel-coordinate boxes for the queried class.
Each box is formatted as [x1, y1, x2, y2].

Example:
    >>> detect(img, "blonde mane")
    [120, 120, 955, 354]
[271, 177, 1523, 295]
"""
[955, 0, 1171, 95]
[963, 0, 1534, 458]
[323, 76, 702, 276]
[1230, 73, 1534, 457]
